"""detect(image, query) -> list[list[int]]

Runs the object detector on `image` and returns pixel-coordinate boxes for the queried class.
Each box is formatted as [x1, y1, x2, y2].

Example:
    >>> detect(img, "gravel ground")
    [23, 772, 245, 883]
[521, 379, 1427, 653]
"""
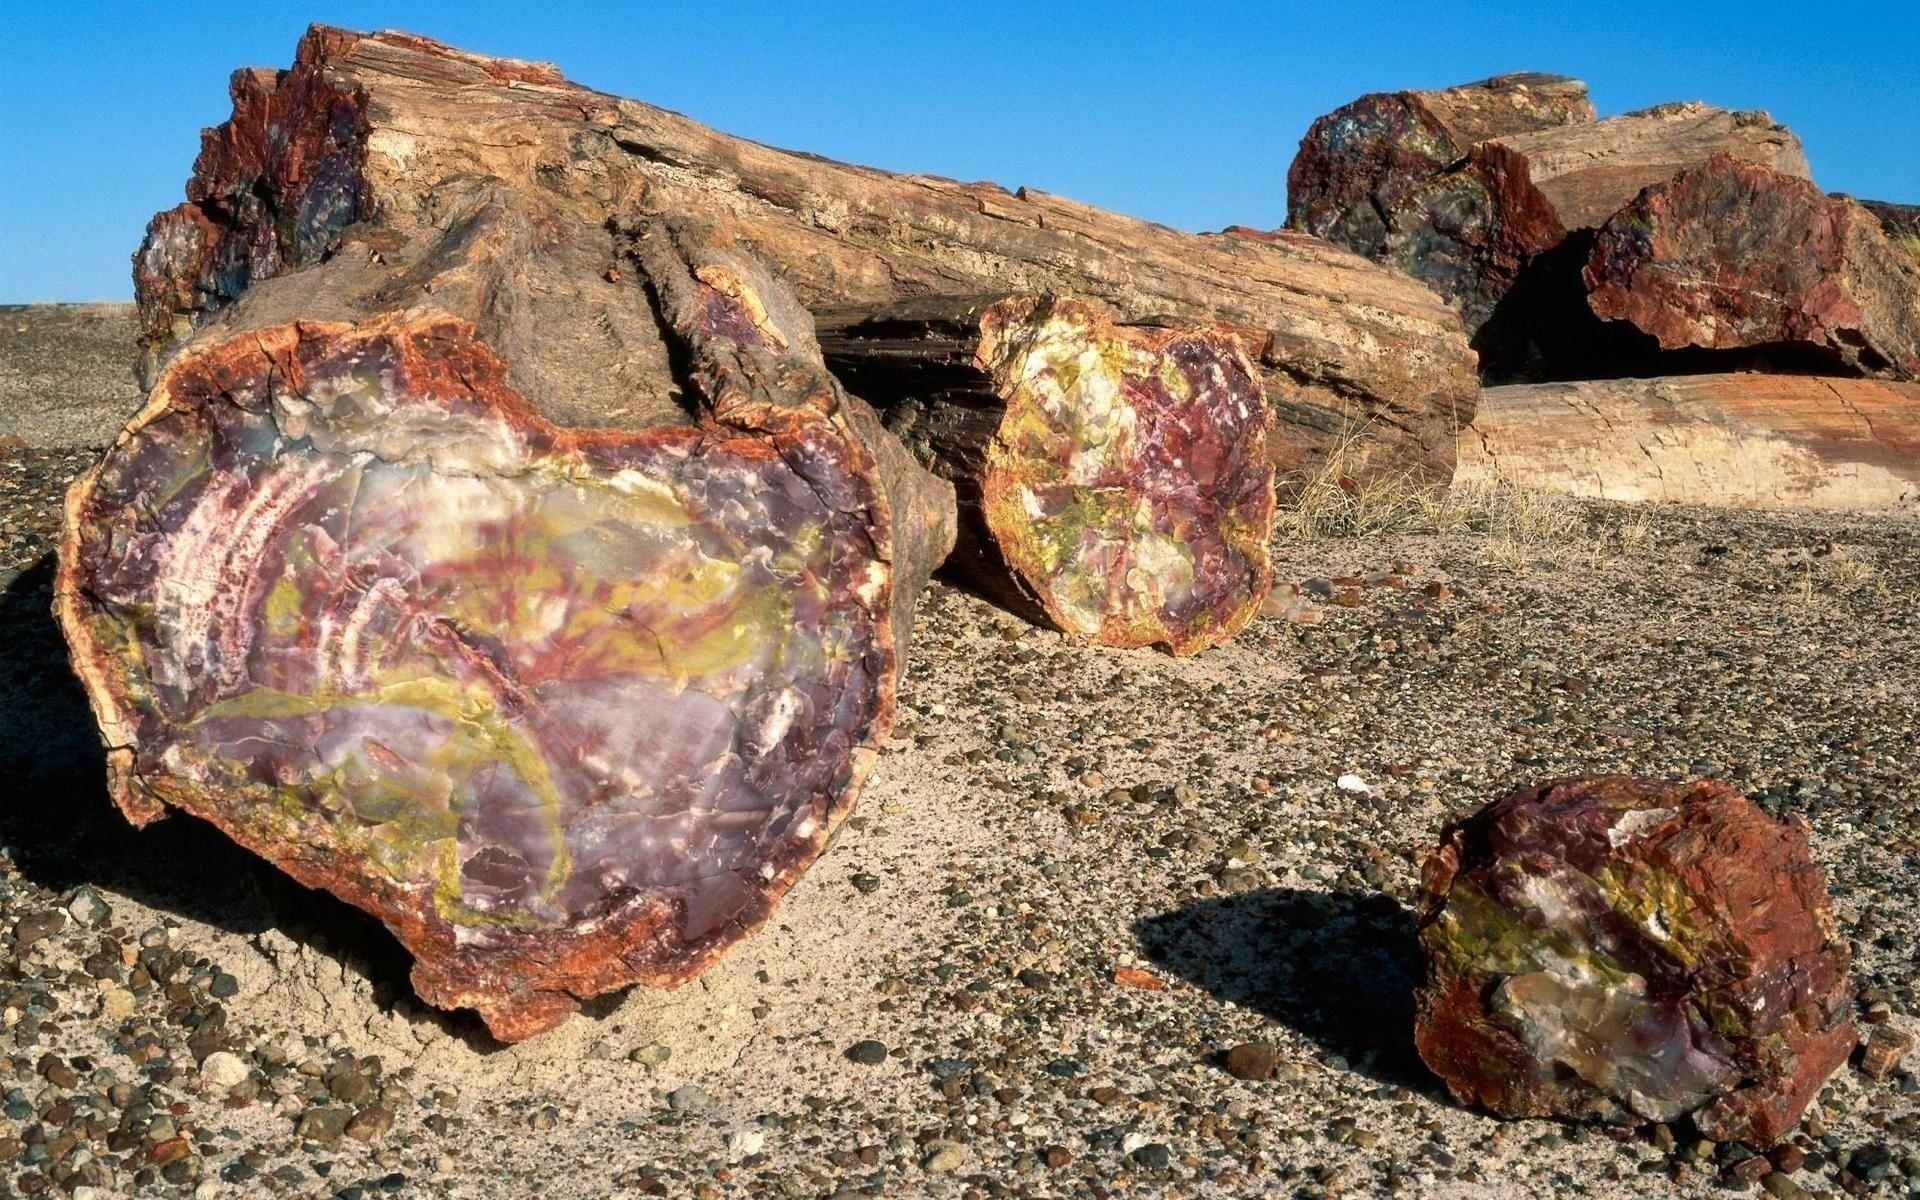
[1, 309, 1916, 1199]
[0, 307, 143, 450]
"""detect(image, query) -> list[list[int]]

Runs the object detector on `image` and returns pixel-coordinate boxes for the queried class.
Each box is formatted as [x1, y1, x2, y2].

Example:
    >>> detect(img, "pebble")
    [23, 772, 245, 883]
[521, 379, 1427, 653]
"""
[844, 1040, 888, 1065]
[1222, 1042, 1279, 1081]
[198, 1051, 250, 1090]
[922, 1141, 967, 1173]
[665, 1085, 715, 1112]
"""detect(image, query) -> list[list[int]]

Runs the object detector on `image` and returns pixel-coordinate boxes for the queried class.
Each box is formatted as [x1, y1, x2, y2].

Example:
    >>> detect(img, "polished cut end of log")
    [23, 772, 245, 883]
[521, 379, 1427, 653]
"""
[1586, 155, 1920, 379]
[1288, 73, 1595, 258]
[71, 35, 957, 1038]
[821, 296, 1275, 654]
[1458, 375, 1920, 510]
[1416, 776, 1855, 1147]
[57, 311, 928, 1041]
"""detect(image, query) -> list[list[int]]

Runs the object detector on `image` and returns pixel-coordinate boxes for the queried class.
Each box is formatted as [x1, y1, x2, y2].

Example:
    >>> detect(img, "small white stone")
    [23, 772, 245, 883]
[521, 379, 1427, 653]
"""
[1336, 773, 1373, 795]
[725, 1129, 765, 1162]
[199, 1051, 250, 1090]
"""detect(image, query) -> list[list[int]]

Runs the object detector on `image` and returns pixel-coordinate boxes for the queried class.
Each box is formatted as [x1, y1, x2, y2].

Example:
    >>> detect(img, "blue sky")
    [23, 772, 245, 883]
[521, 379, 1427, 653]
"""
[3, 1, 1916, 302]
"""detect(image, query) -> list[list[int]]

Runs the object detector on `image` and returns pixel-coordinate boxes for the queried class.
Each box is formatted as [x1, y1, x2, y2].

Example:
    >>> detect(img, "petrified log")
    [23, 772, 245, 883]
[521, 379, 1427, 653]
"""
[1416, 776, 1855, 1146]
[1288, 73, 1596, 259]
[1586, 156, 1920, 379]
[132, 26, 1477, 490]
[1290, 83, 1810, 377]
[59, 173, 956, 1040]
[1864, 199, 1920, 249]
[817, 295, 1275, 654]
[1457, 374, 1920, 508]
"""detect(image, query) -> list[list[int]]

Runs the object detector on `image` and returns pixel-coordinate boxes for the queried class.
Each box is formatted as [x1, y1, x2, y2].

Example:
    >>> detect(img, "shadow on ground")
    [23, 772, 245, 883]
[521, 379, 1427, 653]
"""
[0, 552, 500, 1047]
[1135, 885, 1444, 1097]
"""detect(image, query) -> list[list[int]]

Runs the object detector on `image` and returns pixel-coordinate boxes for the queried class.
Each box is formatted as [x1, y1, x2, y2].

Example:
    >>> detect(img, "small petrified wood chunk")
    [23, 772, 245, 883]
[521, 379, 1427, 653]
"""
[1288, 73, 1596, 259]
[819, 296, 1274, 654]
[1586, 155, 1920, 380]
[1416, 776, 1855, 1146]
[61, 170, 953, 1039]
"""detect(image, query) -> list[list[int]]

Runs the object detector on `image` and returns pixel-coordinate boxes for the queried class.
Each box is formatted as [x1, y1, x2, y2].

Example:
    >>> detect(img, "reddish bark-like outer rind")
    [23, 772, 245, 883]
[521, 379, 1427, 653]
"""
[133, 25, 1476, 491]
[132, 37, 372, 375]
[1416, 777, 1855, 1145]
[56, 313, 915, 1042]
[1585, 155, 1920, 380]
[1287, 73, 1595, 259]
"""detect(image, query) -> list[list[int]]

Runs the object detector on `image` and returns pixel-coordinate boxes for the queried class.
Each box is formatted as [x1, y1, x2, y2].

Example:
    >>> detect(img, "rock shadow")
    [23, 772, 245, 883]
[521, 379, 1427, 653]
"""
[0, 552, 500, 1049]
[1135, 885, 1443, 1096]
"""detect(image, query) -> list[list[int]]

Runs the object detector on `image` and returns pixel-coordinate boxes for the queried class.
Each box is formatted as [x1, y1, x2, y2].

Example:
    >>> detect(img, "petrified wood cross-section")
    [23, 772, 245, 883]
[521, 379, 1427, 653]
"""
[820, 296, 1275, 654]
[59, 184, 953, 1040]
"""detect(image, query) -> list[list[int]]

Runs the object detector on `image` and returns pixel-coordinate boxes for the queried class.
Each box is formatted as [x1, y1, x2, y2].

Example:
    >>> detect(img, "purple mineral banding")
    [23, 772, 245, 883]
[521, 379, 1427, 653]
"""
[58, 318, 899, 1040]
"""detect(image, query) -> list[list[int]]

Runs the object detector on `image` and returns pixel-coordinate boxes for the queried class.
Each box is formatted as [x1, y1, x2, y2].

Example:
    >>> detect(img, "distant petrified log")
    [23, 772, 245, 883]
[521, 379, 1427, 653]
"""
[1289, 82, 1810, 377]
[1864, 199, 1920, 249]
[1288, 73, 1596, 258]
[818, 296, 1275, 654]
[132, 27, 1476, 490]
[1458, 374, 1920, 508]
[1416, 777, 1855, 1146]
[1586, 156, 1920, 379]
[62, 164, 956, 1040]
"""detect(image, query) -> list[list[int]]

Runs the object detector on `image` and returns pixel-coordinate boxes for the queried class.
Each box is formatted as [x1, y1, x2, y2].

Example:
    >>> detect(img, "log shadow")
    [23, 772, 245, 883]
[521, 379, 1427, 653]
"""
[1134, 885, 1444, 1097]
[0, 552, 500, 1048]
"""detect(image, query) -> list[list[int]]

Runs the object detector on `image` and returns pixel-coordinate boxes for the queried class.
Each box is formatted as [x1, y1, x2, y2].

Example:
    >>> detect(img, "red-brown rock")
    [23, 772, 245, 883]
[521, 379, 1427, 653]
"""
[1289, 84, 1811, 378]
[1287, 73, 1595, 261]
[1415, 776, 1854, 1146]
[1586, 155, 1920, 379]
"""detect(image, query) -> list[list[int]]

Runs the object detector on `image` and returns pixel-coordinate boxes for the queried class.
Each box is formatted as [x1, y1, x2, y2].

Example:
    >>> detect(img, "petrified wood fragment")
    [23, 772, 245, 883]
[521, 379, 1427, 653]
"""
[133, 26, 1476, 490]
[1416, 777, 1855, 1146]
[818, 295, 1274, 654]
[1586, 156, 1920, 379]
[60, 175, 954, 1040]
[1288, 73, 1595, 260]
[1458, 374, 1920, 509]
[1290, 84, 1811, 377]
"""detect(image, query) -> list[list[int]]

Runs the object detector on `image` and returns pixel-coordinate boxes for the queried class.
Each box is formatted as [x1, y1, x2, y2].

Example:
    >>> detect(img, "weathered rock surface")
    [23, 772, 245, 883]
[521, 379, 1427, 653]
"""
[1289, 81, 1811, 378]
[1416, 776, 1855, 1146]
[1587, 156, 1920, 379]
[819, 295, 1276, 654]
[1458, 374, 1920, 509]
[1287, 73, 1596, 259]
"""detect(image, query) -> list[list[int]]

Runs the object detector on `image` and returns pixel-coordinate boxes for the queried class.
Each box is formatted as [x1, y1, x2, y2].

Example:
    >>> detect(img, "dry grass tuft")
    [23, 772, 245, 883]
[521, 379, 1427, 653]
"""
[1277, 439, 1592, 565]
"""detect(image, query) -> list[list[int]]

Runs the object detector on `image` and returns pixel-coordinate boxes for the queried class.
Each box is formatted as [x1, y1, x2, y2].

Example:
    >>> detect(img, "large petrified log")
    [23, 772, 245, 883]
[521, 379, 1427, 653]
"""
[131, 26, 1477, 490]
[60, 172, 956, 1040]
[1457, 374, 1920, 508]
[817, 296, 1275, 654]
[1288, 73, 1596, 260]
[1586, 156, 1920, 379]
[1416, 776, 1855, 1146]
[1289, 82, 1810, 378]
